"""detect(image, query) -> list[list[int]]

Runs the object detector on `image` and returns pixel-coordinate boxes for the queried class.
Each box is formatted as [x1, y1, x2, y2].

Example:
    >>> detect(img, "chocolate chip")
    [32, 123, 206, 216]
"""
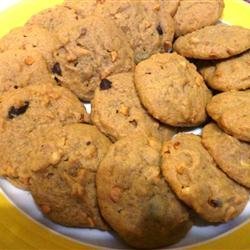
[129, 119, 138, 127]
[157, 25, 163, 35]
[208, 199, 223, 208]
[51, 62, 62, 76]
[86, 141, 91, 146]
[145, 72, 152, 75]
[14, 85, 18, 89]
[8, 101, 29, 119]
[100, 79, 112, 90]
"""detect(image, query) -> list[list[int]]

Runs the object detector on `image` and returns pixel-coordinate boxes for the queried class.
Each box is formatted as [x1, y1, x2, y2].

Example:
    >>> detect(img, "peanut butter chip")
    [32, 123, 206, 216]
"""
[110, 186, 122, 202]
[111, 51, 118, 62]
[24, 56, 35, 65]
[41, 204, 51, 214]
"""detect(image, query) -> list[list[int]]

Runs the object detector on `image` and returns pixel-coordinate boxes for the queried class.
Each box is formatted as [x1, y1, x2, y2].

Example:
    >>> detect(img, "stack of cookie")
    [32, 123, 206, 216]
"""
[0, 0, 249, 248]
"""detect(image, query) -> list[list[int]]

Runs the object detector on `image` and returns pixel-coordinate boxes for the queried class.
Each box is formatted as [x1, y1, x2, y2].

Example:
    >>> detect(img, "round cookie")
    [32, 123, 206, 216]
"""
[0, 25, 61, 67]
[174, 0, 224, 36]
[64, 0, 175, 63]
[161, 134, 249, 222]
[0, 49, 55, 95]
[91, 72, 169, 142]
[174, 24, 250, 59]
[52, 15, 134, 101]
[134, 53, 212, 127]
[199, 50, 250, 91]
[202, 123, 250, 188]
[207, 90, 250, 142]
[30, 123, 111, 229]
[0, 84, 88, 189]
[96, 134, 192, 249]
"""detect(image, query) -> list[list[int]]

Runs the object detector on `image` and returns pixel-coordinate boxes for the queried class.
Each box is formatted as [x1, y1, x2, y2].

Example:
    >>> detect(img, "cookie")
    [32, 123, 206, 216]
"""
[161, 134, 249, 222]
[30, 123, 111, 229]
[174, 24, 250, 59]
[199, 50, 250, 91]
[91, 72, 168, 142]
[0, 25, 61, 68]
[202, 123, 250, 188]
[96, 134, 192, 249]
[207, 90, 250, 142]
[0, 84, 88, 189]
[52, 15, 134, 101]
[64, 0, 175, 63]
[174, 0, 224, 36]
[134, 53, 212, 127]
[0, 49, 55, 95]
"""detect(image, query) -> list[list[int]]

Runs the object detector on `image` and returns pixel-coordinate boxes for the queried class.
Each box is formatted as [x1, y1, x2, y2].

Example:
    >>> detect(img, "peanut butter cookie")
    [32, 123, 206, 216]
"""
[174, 24, 250, 59]
[135, 53, 212, 127]
[207, 90, 250, 142]
[202, 123, 250, 188]
[30, 124, 111, 229]
[97, 134, 192, 248]
[161, 134, 249, 222]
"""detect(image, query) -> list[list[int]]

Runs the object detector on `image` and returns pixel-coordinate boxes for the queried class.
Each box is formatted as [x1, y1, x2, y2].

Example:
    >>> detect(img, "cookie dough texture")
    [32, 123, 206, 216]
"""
[0, 25, 60, 67]
[207, 91, 250, 142]
[0, 49, 55, 95]
[30, 124, 111, 229]
[202, 123, 250, 188]
[0, 84, 88, 189]
[52, 16, 134, 101]
[91, 72, 173, 142]
[174, 24, 250, 59]
[161, 134, 249, 222]
[97, 134, 192, 249]
[135, 53, 211, 127]
[174, 0, 224, 36]
[199, 50, 250, 91]
[27, 5, 80, 42]
[64, 0, 175, 63]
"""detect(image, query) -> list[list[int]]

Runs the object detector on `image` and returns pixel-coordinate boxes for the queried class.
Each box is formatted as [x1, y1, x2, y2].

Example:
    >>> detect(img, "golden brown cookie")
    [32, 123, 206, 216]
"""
[97, 134, 192, 249]
[0, 84, 88, 189]
[161, 134, 249, 222]
[64, 0, 175, 63]
[91, 72, 175, 142]
[207, 90, 250, 142]
[0, 49, 55, 94]
[52, 16, 134, 101]
[30, 124, 111, 229]
[202, 123, 250, 188]
[0, 25, 61, 67]
[199, 50, 250, 91]
[174, 24, 250, 59]
[174, 0, 224, 36]
[134, 53, 212, 127]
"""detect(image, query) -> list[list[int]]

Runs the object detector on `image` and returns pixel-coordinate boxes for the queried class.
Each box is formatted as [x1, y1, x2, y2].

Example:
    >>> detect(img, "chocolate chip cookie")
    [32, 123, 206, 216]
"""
[0, 84, 88, 189]
[52, 16, 134, 101]
[161, 134, 249, 222]
[30, 123, 111, 229]
[202, 123, 250, 188]
[64, 0, 175, 63]
[174, 0, 224, 36]
[0, 25, 61, 68]
[207, 90, 250, 142]
[135, 53, 212, 127]
[199, 50, 250, 91]
[174, 24, 250, 59]
[97, 134, 192, 249]
[0, 49, 55, 95]
[91, 72, 170, 142]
